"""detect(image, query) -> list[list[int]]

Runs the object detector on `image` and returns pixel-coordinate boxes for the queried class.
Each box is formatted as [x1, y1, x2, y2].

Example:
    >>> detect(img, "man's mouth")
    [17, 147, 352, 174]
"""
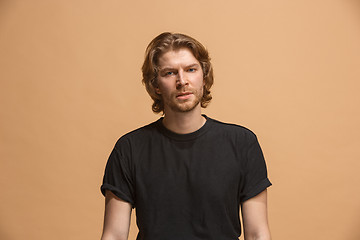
[176, 92, 193, 99]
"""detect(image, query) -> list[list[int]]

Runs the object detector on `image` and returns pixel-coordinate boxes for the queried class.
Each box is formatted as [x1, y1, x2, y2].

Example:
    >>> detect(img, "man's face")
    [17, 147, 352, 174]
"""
[155, 48, 204, 114]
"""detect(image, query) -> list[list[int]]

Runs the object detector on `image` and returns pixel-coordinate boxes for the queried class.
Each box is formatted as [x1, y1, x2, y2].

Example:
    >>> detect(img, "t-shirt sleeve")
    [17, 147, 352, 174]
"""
[100, 138, 135, 207]
[239, 132, 272, 203]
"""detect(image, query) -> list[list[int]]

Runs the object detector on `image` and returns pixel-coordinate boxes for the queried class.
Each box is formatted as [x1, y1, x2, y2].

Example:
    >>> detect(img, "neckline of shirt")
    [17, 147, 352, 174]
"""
[156, 114, 213, 141]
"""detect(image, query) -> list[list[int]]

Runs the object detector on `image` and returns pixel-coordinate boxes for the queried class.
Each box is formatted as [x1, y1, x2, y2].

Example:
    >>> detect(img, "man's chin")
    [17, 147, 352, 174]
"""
[170, 101, 200, 113]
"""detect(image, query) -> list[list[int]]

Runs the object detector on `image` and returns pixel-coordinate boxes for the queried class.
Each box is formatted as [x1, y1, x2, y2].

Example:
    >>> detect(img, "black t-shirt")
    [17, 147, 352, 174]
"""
[101, 115, 271, 240]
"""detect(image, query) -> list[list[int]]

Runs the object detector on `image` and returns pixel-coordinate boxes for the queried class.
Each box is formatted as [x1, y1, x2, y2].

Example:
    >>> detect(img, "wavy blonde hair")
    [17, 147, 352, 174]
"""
[142, 32, 214, 114]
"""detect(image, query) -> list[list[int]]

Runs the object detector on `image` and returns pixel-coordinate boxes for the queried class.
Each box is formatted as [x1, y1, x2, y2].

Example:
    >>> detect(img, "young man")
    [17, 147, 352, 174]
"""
[101, 32, 272, 240]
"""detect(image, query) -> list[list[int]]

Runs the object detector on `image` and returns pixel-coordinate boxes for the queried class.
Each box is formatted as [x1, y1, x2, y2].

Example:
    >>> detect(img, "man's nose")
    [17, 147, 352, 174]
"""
[176, 71, 188, 87]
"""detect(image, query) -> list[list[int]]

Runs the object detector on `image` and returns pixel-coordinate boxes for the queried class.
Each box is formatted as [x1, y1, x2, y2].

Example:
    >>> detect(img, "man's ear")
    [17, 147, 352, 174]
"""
[152, 78, 161, 94]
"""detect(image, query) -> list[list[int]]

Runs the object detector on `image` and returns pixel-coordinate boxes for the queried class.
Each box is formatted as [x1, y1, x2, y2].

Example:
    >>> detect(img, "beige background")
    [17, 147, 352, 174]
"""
[1, 0, 360, 239]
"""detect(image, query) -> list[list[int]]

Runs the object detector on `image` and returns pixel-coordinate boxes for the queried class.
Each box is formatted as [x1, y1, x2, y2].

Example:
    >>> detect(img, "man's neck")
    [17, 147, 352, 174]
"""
[162, 108, 206, 134]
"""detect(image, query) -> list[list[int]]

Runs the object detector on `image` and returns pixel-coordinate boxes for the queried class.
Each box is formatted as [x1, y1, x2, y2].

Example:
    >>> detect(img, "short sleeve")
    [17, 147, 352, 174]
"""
[100, 139, 135, 207]
[239, 133, 272, 203]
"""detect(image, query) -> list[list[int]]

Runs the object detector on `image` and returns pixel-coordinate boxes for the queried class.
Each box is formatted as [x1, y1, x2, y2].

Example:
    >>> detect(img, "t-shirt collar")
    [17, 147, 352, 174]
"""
[157, 114, 212, 141]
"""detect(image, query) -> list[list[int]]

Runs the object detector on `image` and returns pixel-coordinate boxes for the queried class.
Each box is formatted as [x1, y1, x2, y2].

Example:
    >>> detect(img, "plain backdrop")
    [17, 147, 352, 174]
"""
[1, 0, 360, 239]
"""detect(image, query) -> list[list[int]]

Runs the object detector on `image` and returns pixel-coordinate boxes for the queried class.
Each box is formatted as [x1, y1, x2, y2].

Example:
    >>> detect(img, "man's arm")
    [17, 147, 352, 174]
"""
[241, 189, 271, 240]
[101, 190, 132, 240]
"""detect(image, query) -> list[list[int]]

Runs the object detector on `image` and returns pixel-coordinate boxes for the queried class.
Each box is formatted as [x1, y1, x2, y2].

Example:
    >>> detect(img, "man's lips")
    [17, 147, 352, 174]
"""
[176, 92, 193, 99]
[176, 92, 192, 97]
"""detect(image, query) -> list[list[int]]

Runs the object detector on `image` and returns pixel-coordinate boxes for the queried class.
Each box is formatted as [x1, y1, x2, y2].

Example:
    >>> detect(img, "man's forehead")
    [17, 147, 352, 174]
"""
[157, 48, 200, 68]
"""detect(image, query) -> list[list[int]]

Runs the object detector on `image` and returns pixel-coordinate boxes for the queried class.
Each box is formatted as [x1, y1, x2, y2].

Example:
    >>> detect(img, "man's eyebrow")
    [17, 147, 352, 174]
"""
[159, 67, 176, 72]
[159, 63, 200, 71]
[185, 63, 201, 68]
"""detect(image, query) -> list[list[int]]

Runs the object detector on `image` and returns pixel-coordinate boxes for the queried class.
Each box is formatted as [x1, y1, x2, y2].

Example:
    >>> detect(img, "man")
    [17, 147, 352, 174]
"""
[101, 32, 272, 240]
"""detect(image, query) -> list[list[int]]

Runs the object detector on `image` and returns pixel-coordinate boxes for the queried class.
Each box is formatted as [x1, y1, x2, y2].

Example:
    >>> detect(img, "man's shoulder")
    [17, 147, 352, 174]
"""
[207, 116, 258, 141]
[209, 116, 256, 134]
[124, 120, 159, 137]
[114, 119, 160, 146]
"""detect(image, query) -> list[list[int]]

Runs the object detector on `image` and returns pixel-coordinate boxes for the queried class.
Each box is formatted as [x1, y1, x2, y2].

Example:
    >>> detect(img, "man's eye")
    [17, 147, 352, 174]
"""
[165, 71, 174, 76]
[188, 68, 196, 72]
